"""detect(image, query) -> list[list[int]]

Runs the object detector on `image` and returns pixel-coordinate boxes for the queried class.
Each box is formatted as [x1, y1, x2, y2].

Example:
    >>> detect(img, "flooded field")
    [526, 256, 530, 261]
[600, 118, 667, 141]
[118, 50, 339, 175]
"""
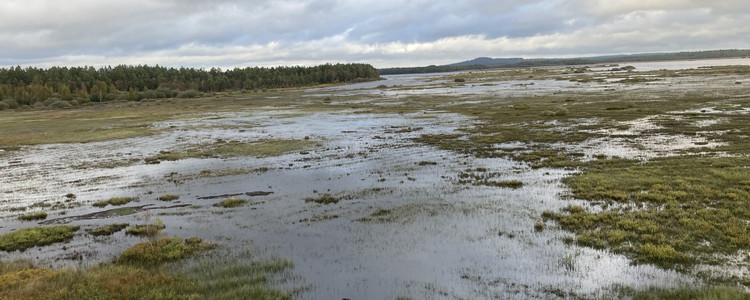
[2, 59, 750, 299]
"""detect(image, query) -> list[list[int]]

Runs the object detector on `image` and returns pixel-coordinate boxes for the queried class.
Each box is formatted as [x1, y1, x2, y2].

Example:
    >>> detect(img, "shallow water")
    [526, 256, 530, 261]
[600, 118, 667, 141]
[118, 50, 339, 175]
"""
[5, 61, 744, 298]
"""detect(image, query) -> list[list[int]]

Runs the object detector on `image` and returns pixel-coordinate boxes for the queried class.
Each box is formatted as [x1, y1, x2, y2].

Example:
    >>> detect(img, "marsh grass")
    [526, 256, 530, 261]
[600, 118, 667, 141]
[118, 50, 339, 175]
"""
[213, 197, 247, 208]
[118, 236, 215, 266]
[304, 194, 339, 204]
[622, 286, 749, 299]
[547, 156, 750, 269]
[0, 226, 78, 252]
[146, 139, 316, 163]
[158, 194, 180, 201]
[92, 197, 136, 208]
[0, 247, 292, 299]
[17, 211, 47, 221]
[126, 219, 165, 237]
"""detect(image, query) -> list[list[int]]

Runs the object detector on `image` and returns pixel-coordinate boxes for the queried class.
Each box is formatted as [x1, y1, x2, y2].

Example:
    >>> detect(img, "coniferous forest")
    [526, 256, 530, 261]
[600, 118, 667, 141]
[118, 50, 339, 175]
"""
[0, 63, 380, 110]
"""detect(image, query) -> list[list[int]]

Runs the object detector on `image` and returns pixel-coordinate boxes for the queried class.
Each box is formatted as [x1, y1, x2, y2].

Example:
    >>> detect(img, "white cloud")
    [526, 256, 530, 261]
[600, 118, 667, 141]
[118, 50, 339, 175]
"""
[0, 0, 748, 68]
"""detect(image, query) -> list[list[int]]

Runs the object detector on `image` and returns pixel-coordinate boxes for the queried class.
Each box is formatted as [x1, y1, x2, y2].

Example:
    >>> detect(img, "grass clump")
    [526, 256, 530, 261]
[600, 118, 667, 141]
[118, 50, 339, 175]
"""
[0, 226, 79, 252]
[125, 219, 165, 237]
[213, 197, 247, 208]
[17, 211, 47, 221]
[304, 194, 340, 204]
[158, 194, 180, 201]
[90, 223, 129, 236]
[146, 139, 316, 163]
[118, 236, 214, 266]
[626, 286, 749, 299]
[92, 196, 136, 208]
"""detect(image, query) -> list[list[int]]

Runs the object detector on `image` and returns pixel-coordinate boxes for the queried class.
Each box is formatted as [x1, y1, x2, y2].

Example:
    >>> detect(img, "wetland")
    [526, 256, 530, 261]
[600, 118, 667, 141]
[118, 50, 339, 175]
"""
[2, 58, 750, 299]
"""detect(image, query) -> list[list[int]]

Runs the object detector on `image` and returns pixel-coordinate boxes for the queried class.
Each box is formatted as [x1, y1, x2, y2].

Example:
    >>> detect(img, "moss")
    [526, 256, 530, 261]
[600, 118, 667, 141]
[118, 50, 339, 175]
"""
[17, 211, 47, 221]
[90, 223, 129, 236]
[0, 226, 79, 252]
[304, 194, 340, 204]
[213, 197, 247, 208]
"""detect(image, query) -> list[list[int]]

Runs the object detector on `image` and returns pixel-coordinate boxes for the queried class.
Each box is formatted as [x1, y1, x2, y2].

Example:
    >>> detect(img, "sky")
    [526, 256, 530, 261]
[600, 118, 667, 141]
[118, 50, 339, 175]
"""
[1, 0, 749, 69]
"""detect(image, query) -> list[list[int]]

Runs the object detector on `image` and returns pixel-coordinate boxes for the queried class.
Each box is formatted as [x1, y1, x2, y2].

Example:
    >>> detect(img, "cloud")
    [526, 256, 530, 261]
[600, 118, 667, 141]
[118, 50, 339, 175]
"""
[0, 0, 748, 68]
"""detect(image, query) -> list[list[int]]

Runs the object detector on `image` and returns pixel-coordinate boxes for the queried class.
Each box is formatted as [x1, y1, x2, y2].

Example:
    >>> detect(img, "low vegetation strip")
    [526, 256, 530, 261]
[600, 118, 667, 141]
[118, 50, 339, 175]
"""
[0, 240, 291, 299]
[545, 156, 750, 269]
[92, 197, 136, 208]
[146, 139, 316, 163]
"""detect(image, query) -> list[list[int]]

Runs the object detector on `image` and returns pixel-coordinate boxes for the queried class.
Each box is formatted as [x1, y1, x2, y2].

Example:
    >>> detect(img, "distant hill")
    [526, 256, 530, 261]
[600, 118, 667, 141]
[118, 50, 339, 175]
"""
[446, 57, 524, 67]
[379, 49, 750, 75]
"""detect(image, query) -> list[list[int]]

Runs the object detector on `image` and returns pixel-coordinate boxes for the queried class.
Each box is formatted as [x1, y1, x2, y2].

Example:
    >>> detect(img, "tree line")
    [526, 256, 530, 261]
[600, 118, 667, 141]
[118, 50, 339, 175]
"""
[0, 63, 380, 109]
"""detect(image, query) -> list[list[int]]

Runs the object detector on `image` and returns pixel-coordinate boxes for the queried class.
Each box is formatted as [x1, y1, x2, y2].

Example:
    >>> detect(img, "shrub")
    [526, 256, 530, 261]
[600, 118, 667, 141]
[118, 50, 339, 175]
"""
[1, 99, 19, 109]
[42, 98, 59, 106]
[0, 101, 9, 110]
[454, 78, 466, 82]
[177, 90, 202, 98]
[48, 100, 73, 109]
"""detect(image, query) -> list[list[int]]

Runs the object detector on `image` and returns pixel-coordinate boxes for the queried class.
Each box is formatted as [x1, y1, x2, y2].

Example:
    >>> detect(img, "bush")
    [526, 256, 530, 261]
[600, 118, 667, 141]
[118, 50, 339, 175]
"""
[1, 99, 19, 109]
[177, 90, 202, 99]
[42, 98, 60, 106]
[47, 100, 73, 109]
[0, 101, 9, 110]
[454, 78, 466, 82]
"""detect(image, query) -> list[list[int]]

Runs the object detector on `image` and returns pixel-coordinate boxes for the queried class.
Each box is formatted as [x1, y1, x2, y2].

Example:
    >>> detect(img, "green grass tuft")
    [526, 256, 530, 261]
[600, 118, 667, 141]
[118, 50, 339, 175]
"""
[158, 194, 180, 201]
[0, 226, 79, 252]
[17, 211, 47, 221]
[92, 197, 136, 208]
[118, 236, 214, 266]
[213, 197, 247, 208]
[304, 194, 340, 204]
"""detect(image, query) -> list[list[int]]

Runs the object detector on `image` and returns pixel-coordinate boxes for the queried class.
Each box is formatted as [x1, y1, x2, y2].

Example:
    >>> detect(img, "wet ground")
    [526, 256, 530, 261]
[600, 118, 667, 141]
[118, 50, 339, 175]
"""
[2, 58, 750, 299]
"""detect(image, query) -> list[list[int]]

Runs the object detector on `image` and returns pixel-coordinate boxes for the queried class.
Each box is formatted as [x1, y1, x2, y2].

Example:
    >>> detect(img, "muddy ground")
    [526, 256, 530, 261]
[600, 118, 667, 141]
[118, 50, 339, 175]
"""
[2, 58, 750, 299]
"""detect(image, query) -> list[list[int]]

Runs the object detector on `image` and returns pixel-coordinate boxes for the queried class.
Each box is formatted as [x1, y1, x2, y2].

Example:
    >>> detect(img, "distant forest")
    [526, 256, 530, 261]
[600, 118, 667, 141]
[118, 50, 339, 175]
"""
[0, 63, 380, 109]
[380, 49, 750, 75]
